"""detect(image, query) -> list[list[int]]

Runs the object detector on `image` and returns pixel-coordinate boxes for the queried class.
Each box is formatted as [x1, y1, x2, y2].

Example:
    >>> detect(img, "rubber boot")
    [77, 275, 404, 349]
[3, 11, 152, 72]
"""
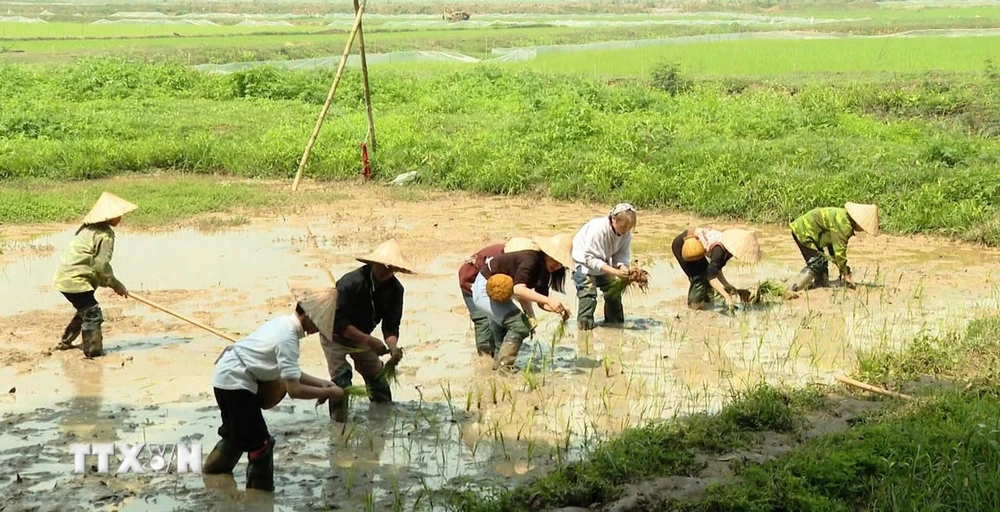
[246, 437, 275, 492]
[202, 439, 243, 474]
[492, 315, 531, 370]
[81, 328, 104, 358]
[576, 283, 598, 332]
[365, 373, 393, 403]
[789, 269, 816, 293]
[602, 295, 625, 326]
[328, 398, 347, 423]
[55, 314, 83, 350]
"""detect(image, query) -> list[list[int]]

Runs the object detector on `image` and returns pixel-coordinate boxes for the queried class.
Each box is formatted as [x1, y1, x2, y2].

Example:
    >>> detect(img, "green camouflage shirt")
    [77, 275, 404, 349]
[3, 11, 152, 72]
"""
[53, 224, 120, 294]
[789, 207, 855, 275]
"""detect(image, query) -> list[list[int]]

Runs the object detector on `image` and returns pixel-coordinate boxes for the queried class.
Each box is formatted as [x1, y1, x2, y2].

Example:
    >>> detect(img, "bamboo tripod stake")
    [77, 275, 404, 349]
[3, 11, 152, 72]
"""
[291, 0, 369, 192]
[355, 0, 377, 152]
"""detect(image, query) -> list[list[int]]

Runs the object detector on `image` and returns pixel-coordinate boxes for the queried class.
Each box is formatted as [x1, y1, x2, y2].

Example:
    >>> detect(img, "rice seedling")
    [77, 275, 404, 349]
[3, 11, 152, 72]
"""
[750, 279, 796, 303]
[605, 267, 652, 300]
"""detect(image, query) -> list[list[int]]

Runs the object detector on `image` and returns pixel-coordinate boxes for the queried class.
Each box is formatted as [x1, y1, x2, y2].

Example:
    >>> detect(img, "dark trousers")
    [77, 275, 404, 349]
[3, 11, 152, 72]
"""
[792, 234, 833, 279]
[62, 291, 98, 311]
[672, 232, 712, 306]
[214, 387, 269, 453]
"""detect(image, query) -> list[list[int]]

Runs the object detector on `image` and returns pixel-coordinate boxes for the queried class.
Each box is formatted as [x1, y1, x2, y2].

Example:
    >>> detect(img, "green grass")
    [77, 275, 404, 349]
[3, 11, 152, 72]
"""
[445, 312, 1000, 511]
[858, 316, 1000, 393]
[0, 176, 345, 227]
[518, 35, 1000, 77]
[690, 391, 1000, 512]
[4, 59, 1000, 244]
[442, 384, 825, 511]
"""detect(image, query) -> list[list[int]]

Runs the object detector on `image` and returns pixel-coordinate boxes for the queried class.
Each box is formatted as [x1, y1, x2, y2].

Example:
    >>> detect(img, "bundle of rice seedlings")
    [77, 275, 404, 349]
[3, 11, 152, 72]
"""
[376, 349, 404, 385]
[606, 267, 651, 299]
[749, 279, 796, 303]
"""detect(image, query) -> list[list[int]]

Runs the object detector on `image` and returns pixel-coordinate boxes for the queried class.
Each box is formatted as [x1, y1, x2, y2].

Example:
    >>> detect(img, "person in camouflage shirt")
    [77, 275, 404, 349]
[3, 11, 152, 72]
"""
[52, 192, 137, 358]
[788, 202, 879, 292]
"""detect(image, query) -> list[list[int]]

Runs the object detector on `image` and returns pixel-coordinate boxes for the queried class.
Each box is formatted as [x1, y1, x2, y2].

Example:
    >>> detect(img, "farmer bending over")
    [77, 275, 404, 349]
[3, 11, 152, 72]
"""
[571, 203, 637, 330]
[672, 227, 760, 311]
[458, 238, 548, 358]
[53, 192, 137, 358]
[205, 288, 343, 492]
[472, 234, 572, 370]
[788, 202, 878, 292]
[322, 239, 410, 422]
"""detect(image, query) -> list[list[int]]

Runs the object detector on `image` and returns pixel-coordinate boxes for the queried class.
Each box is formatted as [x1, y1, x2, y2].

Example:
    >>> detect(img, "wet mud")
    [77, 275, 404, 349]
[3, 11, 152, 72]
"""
[1, 184, 998, 510]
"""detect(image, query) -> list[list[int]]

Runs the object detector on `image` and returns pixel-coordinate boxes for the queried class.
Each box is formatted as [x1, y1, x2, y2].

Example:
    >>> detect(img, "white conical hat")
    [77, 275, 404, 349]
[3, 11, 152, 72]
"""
[504, 237, 539, 253]
[844, 202, 879, 236]
[292, 287, 337, 339]
[81, 192, 138, 225]
[721, 228, 761, 265]
[357, 238, 415, 274]
[533, 233, 574, 269]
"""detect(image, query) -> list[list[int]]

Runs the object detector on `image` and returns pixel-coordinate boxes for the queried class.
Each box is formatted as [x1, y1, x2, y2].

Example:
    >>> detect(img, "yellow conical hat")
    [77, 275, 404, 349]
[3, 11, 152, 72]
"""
[357, 239, 416, 275]
[721, 228, 761, 265]
[81, 192, 138, 225]
[504, 237, 539, 253]
[533, 233, 574, 269]
[844, 202, 879, 236]
[292, 287, 338, 339]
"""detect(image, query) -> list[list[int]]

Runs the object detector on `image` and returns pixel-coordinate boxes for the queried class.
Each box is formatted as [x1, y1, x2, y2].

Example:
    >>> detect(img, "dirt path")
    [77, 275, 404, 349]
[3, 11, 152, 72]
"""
[2, 183, 998, 510]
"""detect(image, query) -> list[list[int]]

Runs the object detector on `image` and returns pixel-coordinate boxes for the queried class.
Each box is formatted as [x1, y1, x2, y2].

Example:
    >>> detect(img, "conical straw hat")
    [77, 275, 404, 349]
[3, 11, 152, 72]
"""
[533, 234, 574, 269]
[844, 202, 879, 236]
[81, 192, 138, 225]
[291, 286, 338, 339]
[504, 237, 539, 253]
[721, 228, 761, 265]
[357, 239, 415, 275]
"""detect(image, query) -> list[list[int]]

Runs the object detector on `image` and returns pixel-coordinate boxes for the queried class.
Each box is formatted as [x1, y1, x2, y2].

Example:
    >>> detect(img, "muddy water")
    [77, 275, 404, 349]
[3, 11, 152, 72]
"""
[2, 184, 998, 510]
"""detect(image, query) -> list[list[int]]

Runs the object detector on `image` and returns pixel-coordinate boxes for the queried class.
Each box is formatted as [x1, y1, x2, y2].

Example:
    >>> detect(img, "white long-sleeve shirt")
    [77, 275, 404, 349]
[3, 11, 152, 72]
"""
[571, 216, 632, 275]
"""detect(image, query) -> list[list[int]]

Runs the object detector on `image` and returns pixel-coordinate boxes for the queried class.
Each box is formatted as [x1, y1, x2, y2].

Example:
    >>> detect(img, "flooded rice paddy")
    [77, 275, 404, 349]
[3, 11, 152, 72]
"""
[2, 184, 998, 511]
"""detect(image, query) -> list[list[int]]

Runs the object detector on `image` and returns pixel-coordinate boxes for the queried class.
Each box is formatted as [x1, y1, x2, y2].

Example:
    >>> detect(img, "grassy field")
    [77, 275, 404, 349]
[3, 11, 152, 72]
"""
[3, 60, 1000, 244]
[517, 34, 1000, 77]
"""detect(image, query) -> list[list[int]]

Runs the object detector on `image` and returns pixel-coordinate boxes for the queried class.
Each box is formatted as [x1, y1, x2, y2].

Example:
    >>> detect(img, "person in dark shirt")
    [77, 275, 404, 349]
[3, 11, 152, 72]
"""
[320, 239, 412, 421]
[457, 238, 542, 358]
[672, 227, 760, 311]
[471, 234, 573, 370]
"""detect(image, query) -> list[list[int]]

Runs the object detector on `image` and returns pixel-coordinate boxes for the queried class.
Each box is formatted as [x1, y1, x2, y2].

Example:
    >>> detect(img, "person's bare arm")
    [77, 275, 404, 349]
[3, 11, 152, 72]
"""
[299, 373, 335, 388]
[282, 378, 344, 401]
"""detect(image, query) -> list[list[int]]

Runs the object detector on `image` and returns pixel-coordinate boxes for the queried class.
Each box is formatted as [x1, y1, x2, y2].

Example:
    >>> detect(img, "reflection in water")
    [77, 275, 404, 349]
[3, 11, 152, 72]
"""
[59, 356, 115, 444]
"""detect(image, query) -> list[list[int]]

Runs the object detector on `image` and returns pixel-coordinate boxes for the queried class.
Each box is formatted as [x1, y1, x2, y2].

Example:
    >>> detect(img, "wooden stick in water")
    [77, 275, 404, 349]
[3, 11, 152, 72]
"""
[129, 292, 237, 343]
[835, 373, 913, 400]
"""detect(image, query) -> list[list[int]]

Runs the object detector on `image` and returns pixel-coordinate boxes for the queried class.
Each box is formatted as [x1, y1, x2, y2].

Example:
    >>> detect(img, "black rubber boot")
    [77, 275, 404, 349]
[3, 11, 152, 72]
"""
[328, 398, 348, 423]
[364, 371, 393, 403]
[82, 328, 104, 358]
[246, 437, 275, 492]
[603, 295, 625, 325]
[202, 439, 243, 474]
[56, 314, 83, 350]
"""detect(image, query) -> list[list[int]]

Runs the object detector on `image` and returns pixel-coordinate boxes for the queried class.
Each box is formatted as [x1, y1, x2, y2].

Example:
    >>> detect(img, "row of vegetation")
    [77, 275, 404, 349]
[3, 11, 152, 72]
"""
[4, 58, 999, 243]
[440, 314, 1000, 511]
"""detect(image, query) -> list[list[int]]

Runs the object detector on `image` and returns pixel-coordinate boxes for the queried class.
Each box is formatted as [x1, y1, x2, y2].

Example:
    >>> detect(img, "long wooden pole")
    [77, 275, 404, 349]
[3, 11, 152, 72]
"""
[354, 0, 377, 152]
[835, 373, 913, 400]
[291, 0, 369, 192]
[130, 292, 237, 343]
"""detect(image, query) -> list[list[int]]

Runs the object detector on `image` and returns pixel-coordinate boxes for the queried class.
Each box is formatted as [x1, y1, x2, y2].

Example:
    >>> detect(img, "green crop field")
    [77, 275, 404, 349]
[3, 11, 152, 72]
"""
[515, 34, 1000, 76]
[4, 2, 1000, 511]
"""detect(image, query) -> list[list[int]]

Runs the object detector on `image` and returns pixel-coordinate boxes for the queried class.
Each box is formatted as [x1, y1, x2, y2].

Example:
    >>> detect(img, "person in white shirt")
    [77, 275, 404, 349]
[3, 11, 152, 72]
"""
[571, 203, 637, 330]
[203, 288, 342, 492]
